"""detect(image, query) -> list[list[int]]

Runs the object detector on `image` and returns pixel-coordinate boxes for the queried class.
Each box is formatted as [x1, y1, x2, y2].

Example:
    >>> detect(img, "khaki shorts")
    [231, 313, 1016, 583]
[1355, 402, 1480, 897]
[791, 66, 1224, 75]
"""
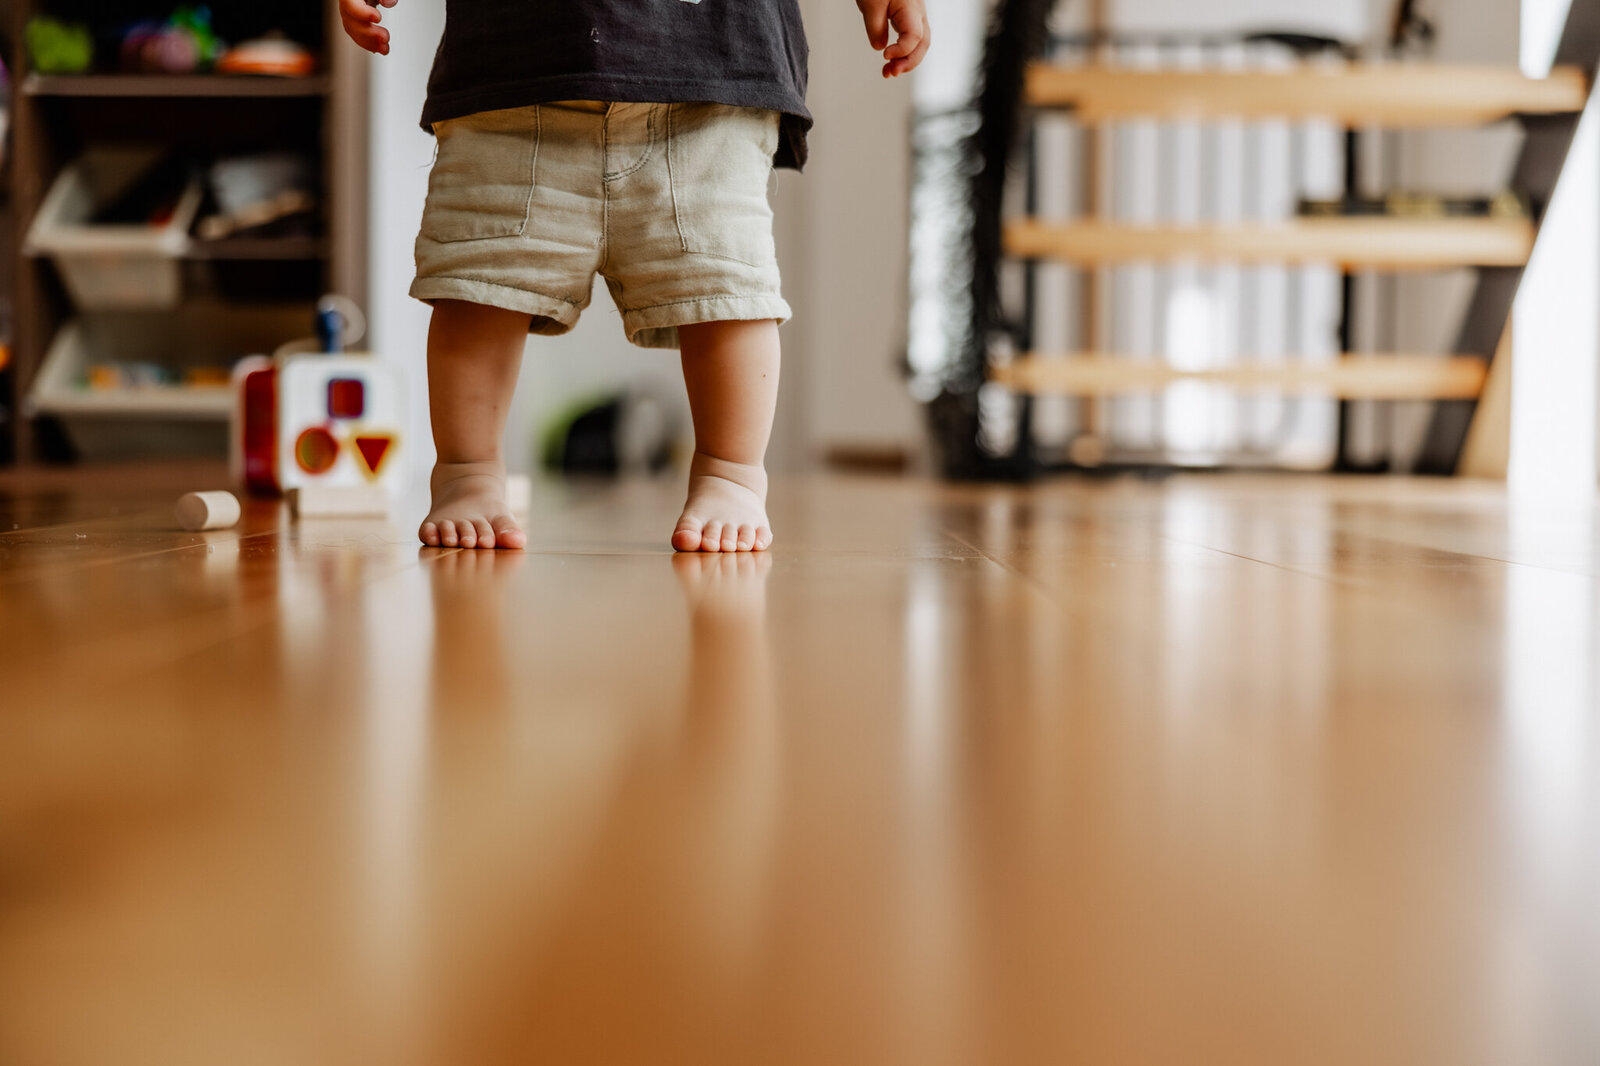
[411, 100, 791, 350]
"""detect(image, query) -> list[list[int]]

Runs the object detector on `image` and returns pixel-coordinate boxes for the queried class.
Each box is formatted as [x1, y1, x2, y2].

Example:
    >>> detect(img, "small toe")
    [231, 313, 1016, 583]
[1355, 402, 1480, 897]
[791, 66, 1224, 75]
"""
[439, 521, 460, 548]
[754, 527, 773, 551]
[721, 526, 741, 552]
[472, 518, 495, 549]
[735, 524, 755, 552]
[420, 521, 440, 547]
[700, 522, 724, 553]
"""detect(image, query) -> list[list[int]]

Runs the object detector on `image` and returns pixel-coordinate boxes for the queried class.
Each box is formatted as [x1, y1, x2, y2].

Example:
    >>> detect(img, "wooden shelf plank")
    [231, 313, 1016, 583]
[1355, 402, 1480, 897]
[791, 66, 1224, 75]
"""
[1003, 218, 1535, 269]
[29, 386, 232, 419]
[187, 237, 328, 261]
[991, 355, 1489, 399]
[22, 73, 331, 98]
[1024, 63, 1590, 125]
[26, 238, 328, 263]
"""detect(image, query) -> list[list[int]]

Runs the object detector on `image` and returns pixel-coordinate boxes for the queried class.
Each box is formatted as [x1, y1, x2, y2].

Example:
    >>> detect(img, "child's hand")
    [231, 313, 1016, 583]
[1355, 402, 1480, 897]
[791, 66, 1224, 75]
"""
[857, 0, 930, 78]
[339, 0, 397, 55]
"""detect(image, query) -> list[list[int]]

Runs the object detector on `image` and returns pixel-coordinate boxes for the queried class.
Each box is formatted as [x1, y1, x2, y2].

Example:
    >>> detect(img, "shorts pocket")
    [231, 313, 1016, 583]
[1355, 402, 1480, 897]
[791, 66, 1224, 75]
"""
[667, 104, 780, 267]
[420, 109, 538, 243]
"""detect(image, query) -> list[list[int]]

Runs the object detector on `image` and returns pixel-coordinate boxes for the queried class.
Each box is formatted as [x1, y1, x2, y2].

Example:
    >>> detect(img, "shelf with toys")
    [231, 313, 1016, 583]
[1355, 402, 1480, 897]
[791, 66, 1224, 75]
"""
[23, 72, 332, 97]
[5, 0, 367, 465]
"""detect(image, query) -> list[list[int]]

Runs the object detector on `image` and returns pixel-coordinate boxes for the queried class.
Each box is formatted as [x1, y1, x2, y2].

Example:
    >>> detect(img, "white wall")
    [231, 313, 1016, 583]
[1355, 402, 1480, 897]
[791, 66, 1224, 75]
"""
[1110, 0, 1365, 40]
[1511, 0, 1600, 495]
[365, 0, 440, 483]
[783, 0, 923, 463]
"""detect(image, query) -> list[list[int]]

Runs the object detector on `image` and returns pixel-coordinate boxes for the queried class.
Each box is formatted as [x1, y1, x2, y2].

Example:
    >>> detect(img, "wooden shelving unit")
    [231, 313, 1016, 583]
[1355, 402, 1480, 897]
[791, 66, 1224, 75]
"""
[22, 73, 333, 98]
[990, 354, 1489, 400]
[1024, 63, 1591, 125]
[185, 236, 330, 261]
[993, 60, 1589, 460]
[1004, 217, 1536, 270]
[3, 2, 369, 465]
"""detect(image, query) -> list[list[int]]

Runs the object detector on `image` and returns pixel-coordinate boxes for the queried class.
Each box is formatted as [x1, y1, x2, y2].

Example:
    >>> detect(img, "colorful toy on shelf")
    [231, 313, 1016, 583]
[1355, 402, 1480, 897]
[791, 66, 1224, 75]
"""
[25, 16, 94, 74]
[119, 6, 223, 74]
[217, 32, 316, 77]
[231, 297, 408, 503]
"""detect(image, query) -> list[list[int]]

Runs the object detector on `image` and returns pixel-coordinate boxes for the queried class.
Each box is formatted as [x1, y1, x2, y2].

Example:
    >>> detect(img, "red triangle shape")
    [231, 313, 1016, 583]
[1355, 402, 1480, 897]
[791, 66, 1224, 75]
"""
[354, 435, 393, 476]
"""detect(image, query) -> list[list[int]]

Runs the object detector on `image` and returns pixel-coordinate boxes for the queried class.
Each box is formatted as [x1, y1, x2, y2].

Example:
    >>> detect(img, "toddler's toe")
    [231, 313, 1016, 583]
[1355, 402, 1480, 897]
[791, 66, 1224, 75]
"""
[439, 520, 460, 548]
[420, 521, 441, 547]
[736, 524, 755, 551]
[702, 522, 726, 553]
[721, 526, 740, 552]
[472, 518, 495, 548]
[492, 515, 526, 550]
[755, 527, 773, 551]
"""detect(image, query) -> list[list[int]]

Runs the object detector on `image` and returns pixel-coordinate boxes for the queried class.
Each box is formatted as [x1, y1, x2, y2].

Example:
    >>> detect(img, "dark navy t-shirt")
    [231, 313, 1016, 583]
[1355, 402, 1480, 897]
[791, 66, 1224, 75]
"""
[421, 0, 812, 169]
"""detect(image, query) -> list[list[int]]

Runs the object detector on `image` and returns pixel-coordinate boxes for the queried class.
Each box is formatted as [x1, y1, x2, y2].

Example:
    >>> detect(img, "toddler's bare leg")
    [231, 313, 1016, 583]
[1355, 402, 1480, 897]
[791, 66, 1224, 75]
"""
[420, 300, 530, 550]
[673, 320, 779, 553]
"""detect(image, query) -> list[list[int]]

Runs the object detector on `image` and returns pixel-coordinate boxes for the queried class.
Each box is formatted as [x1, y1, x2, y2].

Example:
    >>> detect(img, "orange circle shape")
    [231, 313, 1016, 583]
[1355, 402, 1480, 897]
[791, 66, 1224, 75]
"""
[294, 426, 339, 474]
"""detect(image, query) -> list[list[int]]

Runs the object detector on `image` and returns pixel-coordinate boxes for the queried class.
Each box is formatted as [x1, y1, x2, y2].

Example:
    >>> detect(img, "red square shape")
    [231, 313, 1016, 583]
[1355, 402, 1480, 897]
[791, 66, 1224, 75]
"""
[327, 378, 365, 419]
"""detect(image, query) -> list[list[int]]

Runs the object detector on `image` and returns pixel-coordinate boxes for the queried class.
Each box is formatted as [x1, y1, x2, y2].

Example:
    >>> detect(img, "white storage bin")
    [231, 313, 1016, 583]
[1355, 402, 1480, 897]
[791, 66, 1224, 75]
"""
[27, 319, 229, 459]
[26, 304, 310, 460]
[24, 148, 203, 311]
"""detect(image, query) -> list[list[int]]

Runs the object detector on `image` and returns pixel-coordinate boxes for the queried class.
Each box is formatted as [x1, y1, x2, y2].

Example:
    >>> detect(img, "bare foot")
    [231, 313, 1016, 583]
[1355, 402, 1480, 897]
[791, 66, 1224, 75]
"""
[420, 461, 527, 550]
[672, 452, 772, 553]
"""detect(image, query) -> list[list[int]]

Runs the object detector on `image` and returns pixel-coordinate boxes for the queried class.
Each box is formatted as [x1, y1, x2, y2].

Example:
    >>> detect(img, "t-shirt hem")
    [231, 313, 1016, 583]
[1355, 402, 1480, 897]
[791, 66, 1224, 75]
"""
[421, 75, 812, 170]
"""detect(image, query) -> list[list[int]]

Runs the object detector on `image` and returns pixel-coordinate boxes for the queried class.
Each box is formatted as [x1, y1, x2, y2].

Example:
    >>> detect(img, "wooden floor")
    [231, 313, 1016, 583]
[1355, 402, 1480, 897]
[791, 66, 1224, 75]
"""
[3, 467, 1599, 1065]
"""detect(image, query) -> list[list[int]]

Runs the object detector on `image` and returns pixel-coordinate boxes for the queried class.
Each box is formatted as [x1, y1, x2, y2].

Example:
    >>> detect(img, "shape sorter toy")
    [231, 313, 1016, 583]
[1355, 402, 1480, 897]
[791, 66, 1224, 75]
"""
[235, 352, 408, 500]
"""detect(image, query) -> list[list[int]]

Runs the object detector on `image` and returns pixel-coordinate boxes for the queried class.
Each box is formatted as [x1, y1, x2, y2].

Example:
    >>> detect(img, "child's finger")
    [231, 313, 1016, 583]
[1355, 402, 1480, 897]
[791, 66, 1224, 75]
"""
[341, 15, 390, 54]
[339, 0, 382, 24]
[883, 30, 930, 75]
[883, 23, 934, 74]
[857, 0, 890, 51]
[882, 8, 926, 59]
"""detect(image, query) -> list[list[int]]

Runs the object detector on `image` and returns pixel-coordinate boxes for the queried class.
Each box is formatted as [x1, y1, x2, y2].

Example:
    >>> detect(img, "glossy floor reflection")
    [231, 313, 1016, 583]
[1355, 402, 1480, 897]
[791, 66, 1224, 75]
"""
[2, 470, 1598, 1065]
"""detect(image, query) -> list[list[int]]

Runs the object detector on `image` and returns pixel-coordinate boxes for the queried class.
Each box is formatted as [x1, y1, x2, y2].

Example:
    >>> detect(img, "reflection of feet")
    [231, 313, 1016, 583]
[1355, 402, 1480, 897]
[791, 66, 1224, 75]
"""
[671, 452, 772, 554]
[420, 461, 527, 550]
[672, 550, 773, 621]
[426, 540, 525, 706]
[426, 541, 528, 582]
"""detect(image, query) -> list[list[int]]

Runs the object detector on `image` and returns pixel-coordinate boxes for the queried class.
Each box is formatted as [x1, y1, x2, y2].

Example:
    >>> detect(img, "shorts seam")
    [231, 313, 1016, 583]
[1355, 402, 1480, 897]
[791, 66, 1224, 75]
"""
[686, 250, 775, 268]
[619, 293, 786, 314]
[416, 274, 586, 309]
[603, 104, 659, 183]
[599, 110, 611, 275]
[668, 104, 689, 254]
[520, 106, 540, 235]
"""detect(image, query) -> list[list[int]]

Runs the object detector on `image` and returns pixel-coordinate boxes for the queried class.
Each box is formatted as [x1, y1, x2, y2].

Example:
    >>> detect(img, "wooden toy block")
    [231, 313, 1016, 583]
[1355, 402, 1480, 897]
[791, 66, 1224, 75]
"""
[175, 490, 241, 531]
[288, 483, 390, 519]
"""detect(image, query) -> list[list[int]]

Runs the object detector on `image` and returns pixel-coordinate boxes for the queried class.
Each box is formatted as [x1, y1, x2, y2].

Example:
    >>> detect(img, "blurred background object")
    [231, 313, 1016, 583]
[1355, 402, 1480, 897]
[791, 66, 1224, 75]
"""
[911, 0, 1594, 480]
[1, 0, 1597, 497]
[3, 0, 364, 466]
